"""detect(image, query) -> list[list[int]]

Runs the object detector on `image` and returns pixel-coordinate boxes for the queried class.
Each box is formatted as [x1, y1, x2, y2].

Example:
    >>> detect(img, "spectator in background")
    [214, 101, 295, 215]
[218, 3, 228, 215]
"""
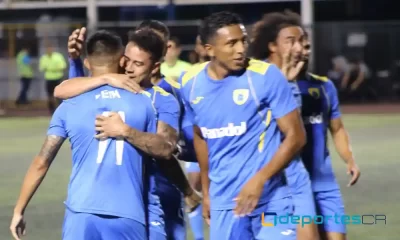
[39, 45, 66, 114]
[328, 55, 349, 90]
[161, 37, 191, 81]
[341, 56, 371, 102]
[188, 50, 199, 64]
[16, 47, 34, 106]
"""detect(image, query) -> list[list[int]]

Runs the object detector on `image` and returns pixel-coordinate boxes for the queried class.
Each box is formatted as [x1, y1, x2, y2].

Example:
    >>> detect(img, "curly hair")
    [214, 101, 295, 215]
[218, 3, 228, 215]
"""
[250, 11, 302, 60]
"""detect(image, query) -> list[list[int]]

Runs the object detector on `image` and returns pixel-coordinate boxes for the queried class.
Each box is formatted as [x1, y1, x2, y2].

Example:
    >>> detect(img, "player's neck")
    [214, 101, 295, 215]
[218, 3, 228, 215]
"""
[166, 58, 178, 67]
[151, 73, 162, 86]
[268, 55, 282, 69]
[207, 60, 230, 80]
[91, 66, 119, 77]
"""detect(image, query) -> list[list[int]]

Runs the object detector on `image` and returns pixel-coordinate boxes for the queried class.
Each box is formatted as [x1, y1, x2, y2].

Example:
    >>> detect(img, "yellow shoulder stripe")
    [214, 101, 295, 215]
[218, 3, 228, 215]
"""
[152, 86, 170, 96]
[247, 59, 270, 75]
[308, 73, 328, 82]
[164, 76, 181, 89]
[141, 91, 151, 98]
[181, 62, 208, 87]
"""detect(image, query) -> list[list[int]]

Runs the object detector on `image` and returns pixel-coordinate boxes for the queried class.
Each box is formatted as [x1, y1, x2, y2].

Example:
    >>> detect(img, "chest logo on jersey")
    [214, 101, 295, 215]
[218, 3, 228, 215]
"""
[308, 88, 320, 99]
[233, 89, 249, 105]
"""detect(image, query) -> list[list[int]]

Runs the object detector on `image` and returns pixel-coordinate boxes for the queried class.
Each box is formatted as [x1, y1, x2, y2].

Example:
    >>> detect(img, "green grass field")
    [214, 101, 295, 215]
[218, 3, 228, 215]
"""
[0, 115, 399, 240]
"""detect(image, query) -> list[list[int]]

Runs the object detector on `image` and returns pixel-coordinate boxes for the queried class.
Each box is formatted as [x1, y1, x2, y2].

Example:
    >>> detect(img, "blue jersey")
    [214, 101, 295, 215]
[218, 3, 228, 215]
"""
[298, 73, 342, 191]
[180, 60, 298, 210]
[47, 85, 157, 224]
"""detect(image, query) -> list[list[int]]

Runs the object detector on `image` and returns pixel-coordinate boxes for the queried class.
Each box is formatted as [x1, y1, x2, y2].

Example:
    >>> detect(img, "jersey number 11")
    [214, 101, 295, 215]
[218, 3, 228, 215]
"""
[96, 111, 126, 165]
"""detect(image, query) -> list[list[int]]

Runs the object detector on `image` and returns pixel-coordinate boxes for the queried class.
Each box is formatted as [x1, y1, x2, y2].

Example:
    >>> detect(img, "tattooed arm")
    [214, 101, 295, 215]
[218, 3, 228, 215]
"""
[13, 135, 65, 215]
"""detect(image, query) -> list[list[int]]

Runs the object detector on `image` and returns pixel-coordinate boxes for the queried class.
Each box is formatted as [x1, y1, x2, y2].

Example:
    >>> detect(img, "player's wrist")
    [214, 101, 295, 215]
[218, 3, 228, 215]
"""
[121, 124, 133, 138]
[13, 206, 24, 215]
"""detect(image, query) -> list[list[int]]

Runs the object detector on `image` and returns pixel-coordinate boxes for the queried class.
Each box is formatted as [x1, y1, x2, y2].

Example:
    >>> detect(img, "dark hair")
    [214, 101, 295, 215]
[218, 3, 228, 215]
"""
[137, 20, 170, 41]
[250, 11, 301, 60]
[169, 36, 181, 48]
[86, 30, 123, 57]
[128, 29, 164, 62]
[199, 11, 243, 44]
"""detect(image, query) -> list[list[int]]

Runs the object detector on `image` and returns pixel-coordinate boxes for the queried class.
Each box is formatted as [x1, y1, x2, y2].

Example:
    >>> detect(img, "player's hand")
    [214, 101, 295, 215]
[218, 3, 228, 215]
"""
[184, 190, 202, 213]
[281, 42, 304, 81]
[202, 195, 211, 225]
[68, 27, 86, 59]
[234, 173, 264, 217]
[95, 112, 129, 139]
[102, 74, 143, 94]
[347, 162, 360, 187]
[10, 213, 26, 240]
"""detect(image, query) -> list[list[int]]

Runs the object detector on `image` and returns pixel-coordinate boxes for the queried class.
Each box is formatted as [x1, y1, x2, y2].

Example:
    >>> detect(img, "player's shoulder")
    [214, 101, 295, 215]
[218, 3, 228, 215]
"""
[307, 72, 335, 88]
[181, 61, 208, 87]
[246, 58, 273, 76]
[152, 85, 172, 97]
[161, 76, 181, 90]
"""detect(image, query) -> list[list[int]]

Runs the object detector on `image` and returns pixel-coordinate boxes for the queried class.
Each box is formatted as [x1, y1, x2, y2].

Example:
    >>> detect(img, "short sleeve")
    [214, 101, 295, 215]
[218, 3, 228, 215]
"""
[157, 94, 181, 131]
[69, 58, 85, 78]
[326, 80, 342, 119]
[262, 65, 298, 119]
[177, 77, 196, 127]
[47, 102, 68, 138]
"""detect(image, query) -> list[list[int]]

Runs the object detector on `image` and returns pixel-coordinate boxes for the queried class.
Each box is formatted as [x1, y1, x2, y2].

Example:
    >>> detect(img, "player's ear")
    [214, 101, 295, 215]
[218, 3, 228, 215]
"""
[204, 44, 214, 58]
[268, 42, 277, 54]
[83, 58, 91, 71]
[151, 61, 161, 76]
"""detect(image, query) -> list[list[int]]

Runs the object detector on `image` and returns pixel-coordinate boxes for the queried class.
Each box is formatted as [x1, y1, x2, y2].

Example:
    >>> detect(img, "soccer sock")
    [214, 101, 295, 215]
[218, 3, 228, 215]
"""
[188, 204, 204, 240]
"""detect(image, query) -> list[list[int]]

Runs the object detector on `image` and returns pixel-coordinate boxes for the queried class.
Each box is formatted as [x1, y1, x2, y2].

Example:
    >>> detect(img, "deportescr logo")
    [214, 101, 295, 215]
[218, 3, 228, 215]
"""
[201, 122, 247, 139]
[303, 113, 323, 125]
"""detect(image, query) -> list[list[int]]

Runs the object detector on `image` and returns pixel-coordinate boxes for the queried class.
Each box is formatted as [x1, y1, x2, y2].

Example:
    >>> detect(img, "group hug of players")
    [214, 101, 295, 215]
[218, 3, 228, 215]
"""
[10, 10, 360, 240]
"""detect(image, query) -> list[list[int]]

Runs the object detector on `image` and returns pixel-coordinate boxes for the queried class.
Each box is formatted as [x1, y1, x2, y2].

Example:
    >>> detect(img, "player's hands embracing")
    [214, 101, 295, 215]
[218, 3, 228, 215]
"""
[10, 213, 26, 240]
[68, 27, 86, 59]
[234, 173, 264, 216]
[101, 74, 143, 94]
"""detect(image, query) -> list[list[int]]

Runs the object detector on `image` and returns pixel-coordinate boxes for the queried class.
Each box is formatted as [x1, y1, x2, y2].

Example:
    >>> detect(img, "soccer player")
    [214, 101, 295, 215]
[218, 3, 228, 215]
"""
[180, 11, 306, 239]
[250, 12, 319, 240]
[297, 32, 360, 240]
[10, 30, 160, 240]
[55, 23, 200, 240]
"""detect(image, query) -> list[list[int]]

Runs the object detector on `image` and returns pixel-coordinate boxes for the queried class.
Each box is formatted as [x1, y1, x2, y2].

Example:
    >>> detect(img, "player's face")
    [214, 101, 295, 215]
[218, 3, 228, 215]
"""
[123, 42, 160, 84]
[206, 24, 248, 71]
[302, 37, 311, 63]
[274, 26, 304, 65]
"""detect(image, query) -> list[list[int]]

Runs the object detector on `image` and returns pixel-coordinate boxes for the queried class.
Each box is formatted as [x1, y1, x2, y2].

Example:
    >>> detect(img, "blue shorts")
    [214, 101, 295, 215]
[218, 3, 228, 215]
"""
[62, 208, 146, 240]
[210, 198, 296, 240]
[158, 176, 186, 240]
[185, 162, 200, 173]
[314, 189, 347, 234]
[285, 159, 316, 217]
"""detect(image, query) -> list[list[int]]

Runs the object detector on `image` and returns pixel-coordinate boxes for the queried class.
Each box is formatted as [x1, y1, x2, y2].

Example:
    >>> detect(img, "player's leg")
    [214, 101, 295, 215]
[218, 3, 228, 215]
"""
[158, 179, 186, 240]
[185, 163, 204, 240]
[251, 197, 296, 240]
[314, 189, 347, 240]
[97, 215, 147, 240]
[62, 208, 100, 240]
[210, 209, 252, 240]
[285, 160, 320, 240]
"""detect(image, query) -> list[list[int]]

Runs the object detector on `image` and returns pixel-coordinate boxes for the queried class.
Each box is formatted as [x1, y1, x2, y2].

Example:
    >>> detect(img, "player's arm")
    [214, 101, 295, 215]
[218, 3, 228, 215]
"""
[54, 74, 141, 99]
[327, 81, 360, 186]
[235, 65, 306, 216]
[13, 136, 65, 215]
[257, 67, 306, 182]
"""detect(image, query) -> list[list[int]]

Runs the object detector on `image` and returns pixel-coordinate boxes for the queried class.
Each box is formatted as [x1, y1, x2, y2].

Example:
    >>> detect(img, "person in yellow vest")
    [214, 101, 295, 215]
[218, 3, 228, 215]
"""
[16, 47, 34, 105]
[161, 37, 191, 81]
[39, 46, 67, 114]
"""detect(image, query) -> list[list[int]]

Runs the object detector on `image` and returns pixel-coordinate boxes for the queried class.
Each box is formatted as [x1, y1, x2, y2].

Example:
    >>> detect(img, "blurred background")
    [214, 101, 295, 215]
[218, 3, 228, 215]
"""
[0, 0, 399, 240]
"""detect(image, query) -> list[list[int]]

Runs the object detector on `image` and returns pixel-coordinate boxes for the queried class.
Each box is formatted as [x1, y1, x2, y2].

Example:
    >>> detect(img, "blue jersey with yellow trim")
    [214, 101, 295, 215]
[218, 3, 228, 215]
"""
[47, 86, 157, 223]
[298, 73, 342, 191]
[180, 60, 298, 210]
